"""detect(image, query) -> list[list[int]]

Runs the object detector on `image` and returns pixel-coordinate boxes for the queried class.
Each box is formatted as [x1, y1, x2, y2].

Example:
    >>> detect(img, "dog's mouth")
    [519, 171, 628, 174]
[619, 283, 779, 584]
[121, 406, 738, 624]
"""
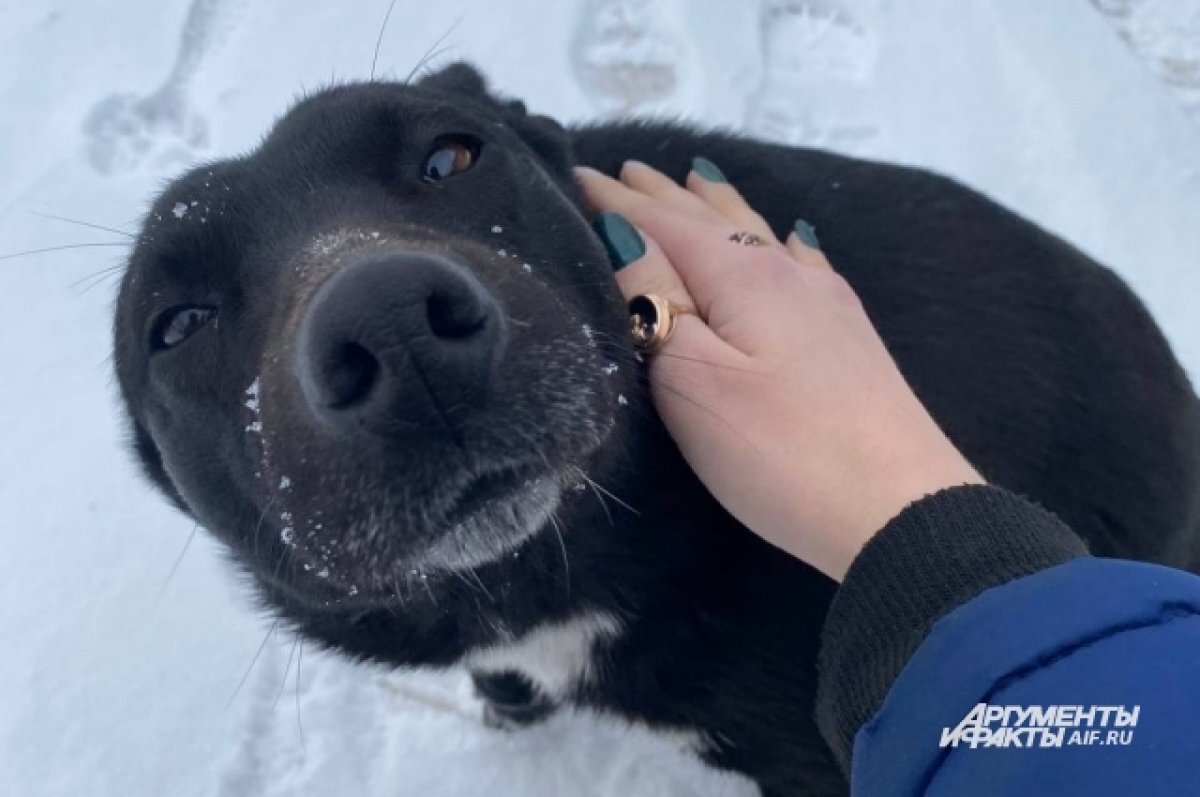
[258, 449, 570, 603]
[442, 464, 550, 527]
[415, 463, 565, 572]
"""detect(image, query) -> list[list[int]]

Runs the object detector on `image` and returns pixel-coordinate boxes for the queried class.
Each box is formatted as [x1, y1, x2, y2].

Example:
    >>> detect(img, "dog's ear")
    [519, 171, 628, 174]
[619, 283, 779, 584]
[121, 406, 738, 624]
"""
[417, 62, 573, 173]
[415, 62, 491, 99]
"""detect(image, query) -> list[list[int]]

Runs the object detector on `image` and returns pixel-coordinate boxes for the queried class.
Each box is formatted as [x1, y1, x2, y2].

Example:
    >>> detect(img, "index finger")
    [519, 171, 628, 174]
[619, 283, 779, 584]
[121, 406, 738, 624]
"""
[577, 167, 697, 314]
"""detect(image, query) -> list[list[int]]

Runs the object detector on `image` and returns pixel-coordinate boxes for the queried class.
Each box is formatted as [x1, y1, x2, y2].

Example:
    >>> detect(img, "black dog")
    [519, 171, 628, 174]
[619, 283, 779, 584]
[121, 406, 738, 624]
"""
[113, 63, 1200, 796]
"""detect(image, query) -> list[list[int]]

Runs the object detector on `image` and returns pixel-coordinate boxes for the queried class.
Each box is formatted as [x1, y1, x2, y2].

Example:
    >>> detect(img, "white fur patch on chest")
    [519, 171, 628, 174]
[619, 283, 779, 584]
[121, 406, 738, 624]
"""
[464, 613, 622, 700]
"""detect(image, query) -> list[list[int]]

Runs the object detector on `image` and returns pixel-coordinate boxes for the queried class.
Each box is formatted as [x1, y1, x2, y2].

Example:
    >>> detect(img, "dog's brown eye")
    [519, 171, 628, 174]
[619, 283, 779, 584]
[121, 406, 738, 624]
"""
[152, 305, 217, 351]
[422, 138, 478, 182]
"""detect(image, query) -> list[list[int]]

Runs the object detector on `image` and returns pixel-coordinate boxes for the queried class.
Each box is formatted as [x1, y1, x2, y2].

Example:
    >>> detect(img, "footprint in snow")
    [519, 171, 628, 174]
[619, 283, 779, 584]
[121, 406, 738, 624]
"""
[1090, 0, 1200, 125]
[745, 0, 883, 153]
[82, 0, 248, 174]
[571, 0, 700, 117]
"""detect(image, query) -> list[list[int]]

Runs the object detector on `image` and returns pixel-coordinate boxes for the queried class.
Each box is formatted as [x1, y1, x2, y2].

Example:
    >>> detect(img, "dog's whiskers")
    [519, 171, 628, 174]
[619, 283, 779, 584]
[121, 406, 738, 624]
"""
[513, 427, 555, 473]
[402, 19, 463, 85]
[418, 572, 439, 605]
[93, 352, 114, 375]
[254, 494, 279, 564]
[71, 264, 126, 295]
[572, 466, 614, 527]
[657, 351, 754, 372]
[156, 523, 198, 599]
[389, 576, 409, 612]
[593, 332, 764, 390]
[464, 563, 493, 601]
[295, 642, 307, 752]
[0, 241, 130, 261]
[225, 619, 279, 710]
[449, 558, 487, 601]
[409, 45, 458, 81]
[579, 471, 640, 517]
[274, 634, 299, 708]
[548, 510, 570, 595]
[369, 0, 399, 81]
[29, 210, 135, 239]
[652, 377, 760, 452]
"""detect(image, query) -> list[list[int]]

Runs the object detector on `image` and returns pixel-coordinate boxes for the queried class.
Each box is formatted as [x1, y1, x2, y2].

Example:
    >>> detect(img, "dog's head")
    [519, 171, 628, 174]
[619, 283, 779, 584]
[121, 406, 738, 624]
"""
[114, 63, 643, 628]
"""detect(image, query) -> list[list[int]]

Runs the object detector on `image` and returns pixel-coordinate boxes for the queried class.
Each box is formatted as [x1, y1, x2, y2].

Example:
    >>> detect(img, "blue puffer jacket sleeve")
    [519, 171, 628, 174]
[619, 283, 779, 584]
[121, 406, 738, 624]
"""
[814, 486, 1200, 796]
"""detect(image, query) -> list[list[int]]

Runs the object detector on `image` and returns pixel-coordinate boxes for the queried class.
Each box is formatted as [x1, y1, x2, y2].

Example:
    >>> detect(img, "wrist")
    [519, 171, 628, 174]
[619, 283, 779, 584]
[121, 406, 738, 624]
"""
[807, 439, 985, 582]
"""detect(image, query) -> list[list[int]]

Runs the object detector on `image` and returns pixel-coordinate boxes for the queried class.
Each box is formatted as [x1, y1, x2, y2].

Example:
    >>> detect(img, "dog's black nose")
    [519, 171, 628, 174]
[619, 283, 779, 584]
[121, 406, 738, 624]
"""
[296, 251, 505, 437]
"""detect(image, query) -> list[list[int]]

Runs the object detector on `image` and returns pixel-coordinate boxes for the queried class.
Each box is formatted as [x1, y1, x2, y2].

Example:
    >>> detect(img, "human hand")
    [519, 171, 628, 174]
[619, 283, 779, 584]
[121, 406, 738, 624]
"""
[577, 159, 984, 581]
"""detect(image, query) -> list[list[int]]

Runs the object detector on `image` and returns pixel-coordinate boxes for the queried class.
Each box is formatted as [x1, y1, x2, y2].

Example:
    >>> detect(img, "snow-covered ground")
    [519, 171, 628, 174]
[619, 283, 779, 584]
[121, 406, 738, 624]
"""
[1, 1, 1197, 795]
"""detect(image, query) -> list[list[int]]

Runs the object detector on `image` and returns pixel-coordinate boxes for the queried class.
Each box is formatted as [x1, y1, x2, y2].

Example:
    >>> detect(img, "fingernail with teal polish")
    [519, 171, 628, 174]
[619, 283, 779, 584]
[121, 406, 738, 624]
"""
[593, 212, 646, 271]
[692, 156, 727, 183]
[793, 218, 821, 249]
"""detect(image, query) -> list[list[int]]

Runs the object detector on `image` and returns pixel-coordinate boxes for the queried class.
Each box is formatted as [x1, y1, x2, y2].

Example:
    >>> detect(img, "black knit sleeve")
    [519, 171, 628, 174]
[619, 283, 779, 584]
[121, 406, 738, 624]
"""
[814, 484, 1089, 770]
